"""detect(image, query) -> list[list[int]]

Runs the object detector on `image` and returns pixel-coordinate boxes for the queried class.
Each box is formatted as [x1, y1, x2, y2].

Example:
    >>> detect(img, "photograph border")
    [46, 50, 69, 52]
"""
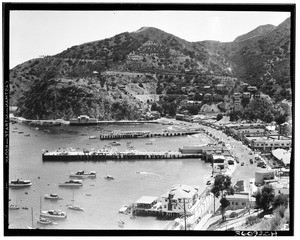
[3, 2, 296, 237]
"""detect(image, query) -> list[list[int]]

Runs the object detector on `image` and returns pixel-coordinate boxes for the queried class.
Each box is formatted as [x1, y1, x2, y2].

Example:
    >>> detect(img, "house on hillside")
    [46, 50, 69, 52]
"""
[226, 193, 256, 210]
[279, 122, 292, 136]
[161, 184, 199, 217]
[242, 92, 251, 99]
[215, 84, 224, 91]
[247, 86, 258, 92]
[203, 93, 212, 101]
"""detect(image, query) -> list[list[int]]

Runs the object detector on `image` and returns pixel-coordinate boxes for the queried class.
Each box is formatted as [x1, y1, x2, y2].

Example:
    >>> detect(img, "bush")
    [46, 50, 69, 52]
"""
[229, 212, 238, 218]
[246, 215, 260, 226]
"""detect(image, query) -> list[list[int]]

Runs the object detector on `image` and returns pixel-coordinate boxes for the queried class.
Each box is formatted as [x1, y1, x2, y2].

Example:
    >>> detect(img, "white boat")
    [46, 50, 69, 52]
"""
[119, 205, 129, 214]
[58, 179, 83, 187]
[89, 136, 97, 139]
[146, 141, 153, 145]
[37, 217, 53, 225]
[67, 204, 84, 211]
[69, 171, 96, 178]
[44, 193, 59, 200]
[9, 179, 32, 188]
[40, 210, 67, 219]
[110, 141, 121, 146]
[105, 175, 114, 180]
[9, 204, 20, 210]
[67, 188, 84, 211]
[118, 219, 125, 227]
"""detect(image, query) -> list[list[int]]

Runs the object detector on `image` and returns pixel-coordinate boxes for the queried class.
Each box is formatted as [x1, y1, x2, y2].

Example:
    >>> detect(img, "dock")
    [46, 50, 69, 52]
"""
[42, 149, 202, 161]
[100, 130, 201, 140]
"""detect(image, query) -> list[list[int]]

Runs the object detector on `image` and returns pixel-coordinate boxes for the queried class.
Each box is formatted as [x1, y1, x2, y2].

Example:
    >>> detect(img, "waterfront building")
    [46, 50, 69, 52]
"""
[161, 184, 199, 216]
[255, 169, 275, 185]
[226, 192, 256, 210]
[212, 155, 225, 170]
[271, 148, 291, 168]
[134, 196, 158, 209]
[70, 115, 97, 125]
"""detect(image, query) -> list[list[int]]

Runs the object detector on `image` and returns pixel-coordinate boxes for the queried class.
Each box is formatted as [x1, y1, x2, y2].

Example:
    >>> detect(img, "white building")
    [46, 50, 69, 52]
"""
[271, 148, 291, 168]
[161, 184, 199, 215]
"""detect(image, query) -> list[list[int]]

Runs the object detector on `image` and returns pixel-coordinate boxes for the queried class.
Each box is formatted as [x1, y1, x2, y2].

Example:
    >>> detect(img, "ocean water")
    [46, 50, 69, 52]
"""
[8, 122, 212, 230]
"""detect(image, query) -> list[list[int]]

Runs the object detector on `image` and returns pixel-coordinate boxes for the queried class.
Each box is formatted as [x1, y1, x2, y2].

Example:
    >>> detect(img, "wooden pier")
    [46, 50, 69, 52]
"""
[100, 131, 201, 140]
[42, 150, 202, 161]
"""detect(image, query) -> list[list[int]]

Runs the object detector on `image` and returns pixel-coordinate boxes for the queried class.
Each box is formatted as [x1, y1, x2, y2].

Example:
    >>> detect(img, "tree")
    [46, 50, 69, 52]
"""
[255, 184, 275, 212]
[216, 113, 223, 121]
[211, 174, 234, 221]
[272, 194, 288, 210]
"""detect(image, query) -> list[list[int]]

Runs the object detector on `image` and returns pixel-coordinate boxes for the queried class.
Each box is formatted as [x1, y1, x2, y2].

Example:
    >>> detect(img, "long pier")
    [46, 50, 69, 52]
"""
[42, 150, 202, 161]
[99, 131, 201, 140]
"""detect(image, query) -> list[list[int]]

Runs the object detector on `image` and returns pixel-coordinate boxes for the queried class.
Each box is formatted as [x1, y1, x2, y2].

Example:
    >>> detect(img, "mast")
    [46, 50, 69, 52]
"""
[31, 207, 34, 228]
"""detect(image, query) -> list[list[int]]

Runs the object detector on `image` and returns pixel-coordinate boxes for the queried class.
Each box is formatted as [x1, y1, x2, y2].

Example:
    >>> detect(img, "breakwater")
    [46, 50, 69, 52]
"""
[100, 131, 201, 140]
[42, 150, 202, 161]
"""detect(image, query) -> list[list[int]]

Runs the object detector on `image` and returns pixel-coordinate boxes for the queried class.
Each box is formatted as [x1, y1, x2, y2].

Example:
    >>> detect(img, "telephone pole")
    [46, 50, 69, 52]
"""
[183, 198, 187, 231]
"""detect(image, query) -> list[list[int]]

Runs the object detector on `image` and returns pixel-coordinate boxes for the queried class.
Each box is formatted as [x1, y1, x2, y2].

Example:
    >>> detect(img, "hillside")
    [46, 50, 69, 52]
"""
[9, 18, 291, 121]
[233, 24, 276, 42]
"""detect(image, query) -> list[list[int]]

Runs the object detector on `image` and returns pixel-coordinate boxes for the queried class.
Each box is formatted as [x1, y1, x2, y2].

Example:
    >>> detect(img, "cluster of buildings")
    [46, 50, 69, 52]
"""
[133, 184, 206, 219]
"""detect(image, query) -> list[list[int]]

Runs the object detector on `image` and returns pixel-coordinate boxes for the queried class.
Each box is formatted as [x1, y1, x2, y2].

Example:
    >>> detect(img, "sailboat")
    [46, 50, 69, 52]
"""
[38, 197, 55, 224]
[9, 195, 20, 210]
[67, 189, 84, 211]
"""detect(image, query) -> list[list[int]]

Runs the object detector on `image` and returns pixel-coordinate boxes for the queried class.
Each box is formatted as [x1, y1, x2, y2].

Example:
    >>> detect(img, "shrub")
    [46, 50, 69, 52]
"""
[246, 215, 260, 225]
[229, 212, 238, 218]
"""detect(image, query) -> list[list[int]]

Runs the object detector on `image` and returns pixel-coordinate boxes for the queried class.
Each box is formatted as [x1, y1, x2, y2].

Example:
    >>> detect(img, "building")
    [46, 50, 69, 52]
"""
[271, 148, 291, 168]
[134, 196, 158, 209]
[161, 184, 199, 216]
[69, 115, 98, 125]
[215, 84, 224, 91]
[270, 181, 289, 195]
[279, 122, 292, 136]
[242, 92, 251, 99]
[247, 86, 258, 92]
[255, 169, 275, 185]
[233, 92, 241, 101]
[226, 193, 256, 210]
[150, 111, 161, 119]
[246, 135, 292, 152]
[212, 155, 225, 170]
[203, 93, 212, 101]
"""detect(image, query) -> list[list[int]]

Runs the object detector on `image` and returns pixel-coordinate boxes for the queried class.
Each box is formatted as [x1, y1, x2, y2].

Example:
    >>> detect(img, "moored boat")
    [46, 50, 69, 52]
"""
[58, 179, 83, 187]
[9, 179, 32, 188]
[105, 175, 114, 180]
[44, 193, 59, 200]
[110, 141, 121, 146]
[118, 219, 125, 227]
[67, 204, 84, 211]
[69, 171, 96, 178]
[40, 210, 67, 219]
[9, 204, 20, 210]
[37, 217, 53, 225]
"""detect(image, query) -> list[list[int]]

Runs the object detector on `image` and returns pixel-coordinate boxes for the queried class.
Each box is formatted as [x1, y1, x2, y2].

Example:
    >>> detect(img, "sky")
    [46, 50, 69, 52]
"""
[10, 10, 290, 68]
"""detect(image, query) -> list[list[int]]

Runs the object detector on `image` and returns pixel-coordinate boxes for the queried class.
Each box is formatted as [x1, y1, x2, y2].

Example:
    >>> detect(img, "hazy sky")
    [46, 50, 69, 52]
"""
[10, 10, 290, 68]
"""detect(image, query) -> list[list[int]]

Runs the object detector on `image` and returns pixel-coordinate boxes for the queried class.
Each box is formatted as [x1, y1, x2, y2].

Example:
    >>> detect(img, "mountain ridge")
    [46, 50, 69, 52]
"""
[9, 17, 291, 121]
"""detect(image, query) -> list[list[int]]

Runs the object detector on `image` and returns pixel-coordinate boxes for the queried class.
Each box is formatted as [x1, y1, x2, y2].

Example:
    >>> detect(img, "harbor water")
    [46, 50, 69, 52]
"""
[8, 122, 212, 230]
